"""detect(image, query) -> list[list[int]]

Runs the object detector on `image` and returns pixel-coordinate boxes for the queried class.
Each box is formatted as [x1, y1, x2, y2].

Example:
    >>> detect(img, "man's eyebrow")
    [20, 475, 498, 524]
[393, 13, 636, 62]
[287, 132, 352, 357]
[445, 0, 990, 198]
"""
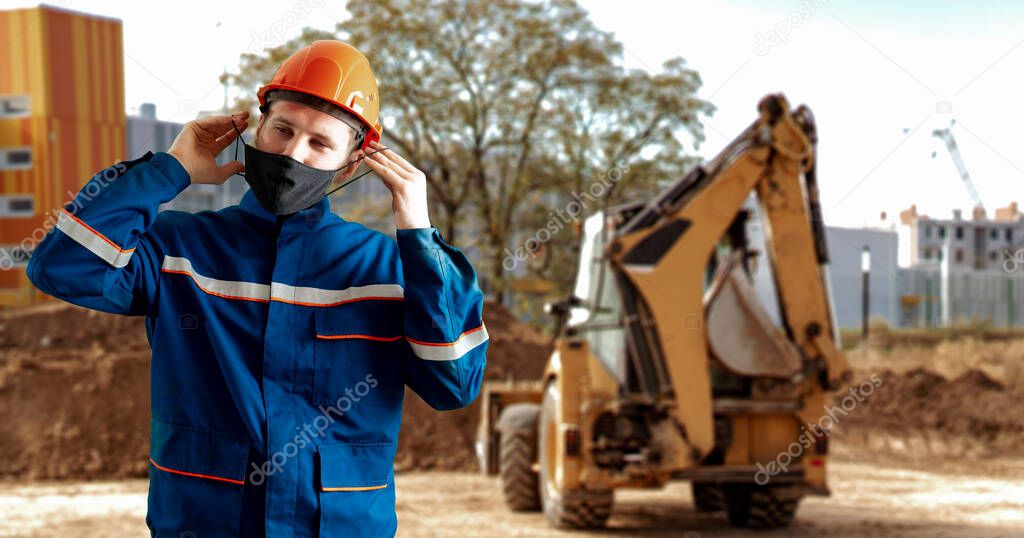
[272, 117, 337, 147]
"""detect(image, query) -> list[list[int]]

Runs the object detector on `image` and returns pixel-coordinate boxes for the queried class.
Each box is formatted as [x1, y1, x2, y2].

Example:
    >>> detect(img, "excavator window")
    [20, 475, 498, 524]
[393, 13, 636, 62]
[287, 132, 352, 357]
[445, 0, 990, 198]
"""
[566, 211, 626, 378]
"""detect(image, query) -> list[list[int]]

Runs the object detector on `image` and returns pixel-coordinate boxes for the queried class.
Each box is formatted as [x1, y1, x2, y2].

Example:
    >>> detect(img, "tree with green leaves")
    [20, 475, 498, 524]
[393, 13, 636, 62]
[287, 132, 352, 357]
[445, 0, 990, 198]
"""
[222, 0, 712, 302]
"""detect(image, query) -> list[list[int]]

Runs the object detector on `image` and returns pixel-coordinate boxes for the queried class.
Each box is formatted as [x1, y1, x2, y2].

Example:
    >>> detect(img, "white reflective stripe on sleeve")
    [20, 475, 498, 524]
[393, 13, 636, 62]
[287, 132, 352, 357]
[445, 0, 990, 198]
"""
[407, 324, 489, 361]
[56, 209, 135, 268]
[161, 256, 271, 302]
[270, 281, 404, 307]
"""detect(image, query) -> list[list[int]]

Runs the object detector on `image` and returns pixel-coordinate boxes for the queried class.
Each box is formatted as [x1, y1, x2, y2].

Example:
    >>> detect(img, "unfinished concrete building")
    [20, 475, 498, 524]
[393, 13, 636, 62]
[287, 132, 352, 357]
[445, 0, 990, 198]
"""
[898, 202, 1024, 328]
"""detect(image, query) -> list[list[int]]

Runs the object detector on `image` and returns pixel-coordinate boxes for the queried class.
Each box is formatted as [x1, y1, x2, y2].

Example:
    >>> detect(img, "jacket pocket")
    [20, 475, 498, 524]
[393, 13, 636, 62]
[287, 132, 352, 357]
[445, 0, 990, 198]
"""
[313, 300, 407, 409]
[146, 418, 250, 537]
[317, 442, 397, 538]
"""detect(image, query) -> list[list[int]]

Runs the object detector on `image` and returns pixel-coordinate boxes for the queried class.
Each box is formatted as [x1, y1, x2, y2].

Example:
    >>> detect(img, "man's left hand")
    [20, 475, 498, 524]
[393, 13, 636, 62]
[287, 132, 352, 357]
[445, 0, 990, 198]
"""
[363, 141, 431, 230]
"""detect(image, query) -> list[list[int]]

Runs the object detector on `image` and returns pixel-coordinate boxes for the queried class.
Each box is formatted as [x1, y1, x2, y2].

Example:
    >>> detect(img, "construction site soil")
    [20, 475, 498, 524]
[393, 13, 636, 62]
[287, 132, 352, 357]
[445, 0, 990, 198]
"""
[1, 302, 1021, 480]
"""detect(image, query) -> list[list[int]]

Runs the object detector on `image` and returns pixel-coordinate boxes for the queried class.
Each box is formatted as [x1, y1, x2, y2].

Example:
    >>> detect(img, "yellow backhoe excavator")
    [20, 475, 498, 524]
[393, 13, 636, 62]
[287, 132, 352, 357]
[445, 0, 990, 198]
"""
[476, 94, 851, 530]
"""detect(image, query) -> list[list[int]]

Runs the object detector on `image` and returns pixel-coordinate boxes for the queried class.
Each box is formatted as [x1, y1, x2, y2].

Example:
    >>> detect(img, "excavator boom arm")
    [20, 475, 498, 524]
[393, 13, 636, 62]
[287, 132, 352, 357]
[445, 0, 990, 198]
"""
[606, 94, 849, 461]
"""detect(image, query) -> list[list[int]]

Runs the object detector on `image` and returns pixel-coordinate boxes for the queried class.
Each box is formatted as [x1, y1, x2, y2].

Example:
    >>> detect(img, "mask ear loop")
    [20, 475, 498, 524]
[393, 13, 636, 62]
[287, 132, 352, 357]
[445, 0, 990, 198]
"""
[324, 144, 391, 197]
[231, 118, 246, 177]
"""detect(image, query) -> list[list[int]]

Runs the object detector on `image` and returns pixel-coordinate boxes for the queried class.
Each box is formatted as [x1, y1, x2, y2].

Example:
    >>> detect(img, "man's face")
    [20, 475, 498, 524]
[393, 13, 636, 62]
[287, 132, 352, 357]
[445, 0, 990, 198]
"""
[254, 99, 363, 179]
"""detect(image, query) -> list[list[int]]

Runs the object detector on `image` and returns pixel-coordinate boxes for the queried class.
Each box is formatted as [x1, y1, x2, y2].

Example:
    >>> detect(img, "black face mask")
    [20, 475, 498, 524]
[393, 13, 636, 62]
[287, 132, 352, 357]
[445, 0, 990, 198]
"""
[231, 121, 386, 215]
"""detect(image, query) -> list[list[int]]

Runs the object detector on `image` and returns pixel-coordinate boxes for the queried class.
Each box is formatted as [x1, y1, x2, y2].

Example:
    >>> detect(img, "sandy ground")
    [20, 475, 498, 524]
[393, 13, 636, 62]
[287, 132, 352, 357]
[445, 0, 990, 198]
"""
[1, 455, 1022, 538]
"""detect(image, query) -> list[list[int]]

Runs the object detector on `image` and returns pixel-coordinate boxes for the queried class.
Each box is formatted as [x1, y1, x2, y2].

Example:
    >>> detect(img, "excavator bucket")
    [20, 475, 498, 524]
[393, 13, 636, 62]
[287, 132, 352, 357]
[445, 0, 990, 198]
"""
[704, 255, 803, 379]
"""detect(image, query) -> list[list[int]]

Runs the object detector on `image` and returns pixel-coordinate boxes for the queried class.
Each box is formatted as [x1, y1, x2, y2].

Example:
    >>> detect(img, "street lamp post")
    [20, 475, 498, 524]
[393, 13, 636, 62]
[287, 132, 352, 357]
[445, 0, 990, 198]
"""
[861, 246, 871, 342]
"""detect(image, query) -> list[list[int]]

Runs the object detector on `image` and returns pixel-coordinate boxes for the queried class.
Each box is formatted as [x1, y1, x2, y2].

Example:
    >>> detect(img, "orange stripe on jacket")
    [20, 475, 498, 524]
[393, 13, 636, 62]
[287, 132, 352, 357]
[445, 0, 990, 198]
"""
[148, 457, 244, 485]
[316, 333, 404, 342]
[159, 269, 271, 304]
[322, 484, 388, 492]
[406, 324, 485, 347]
[60, 208, 134, 254]
[275, 296, 404, 308]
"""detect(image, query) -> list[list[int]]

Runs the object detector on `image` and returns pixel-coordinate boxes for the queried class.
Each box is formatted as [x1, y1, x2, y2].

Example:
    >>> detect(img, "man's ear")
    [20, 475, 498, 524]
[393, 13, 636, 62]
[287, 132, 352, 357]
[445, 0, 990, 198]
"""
[345, 145, 364, 172]
[330, 144, 364, 185]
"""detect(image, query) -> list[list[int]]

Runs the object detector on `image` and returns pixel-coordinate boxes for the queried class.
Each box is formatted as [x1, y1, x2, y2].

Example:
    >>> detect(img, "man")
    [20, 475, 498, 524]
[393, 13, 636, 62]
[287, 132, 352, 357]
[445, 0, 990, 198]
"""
[26, 40, 488, 537]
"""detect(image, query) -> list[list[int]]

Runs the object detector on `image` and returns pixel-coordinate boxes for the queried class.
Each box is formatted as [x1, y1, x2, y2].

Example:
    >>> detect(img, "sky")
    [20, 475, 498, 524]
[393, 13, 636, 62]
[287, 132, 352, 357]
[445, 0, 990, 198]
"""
[9, 0, 1023, 228]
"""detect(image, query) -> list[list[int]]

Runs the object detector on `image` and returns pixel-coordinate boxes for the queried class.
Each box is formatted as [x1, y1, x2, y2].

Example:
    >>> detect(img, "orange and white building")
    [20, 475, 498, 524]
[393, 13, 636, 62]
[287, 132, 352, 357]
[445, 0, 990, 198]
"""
[0, 4, 125, 306]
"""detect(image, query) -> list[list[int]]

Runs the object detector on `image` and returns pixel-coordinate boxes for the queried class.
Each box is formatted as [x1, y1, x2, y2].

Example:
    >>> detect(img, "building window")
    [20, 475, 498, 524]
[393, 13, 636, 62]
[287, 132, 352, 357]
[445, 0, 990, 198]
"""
[0, 195, 34, 217]
[955, 226, 964, 240]
[939, 226, 946, 239]
[0, 147, 32, 170]
[1008, 228, 1014, 242]
[937, 250, 944, 262]
[954, 249, 964, 263]
[924, 225, 932, 238]
[991, 228, 999, 240]
[0, 95, 30, 118]
[991, 251, 999, 261]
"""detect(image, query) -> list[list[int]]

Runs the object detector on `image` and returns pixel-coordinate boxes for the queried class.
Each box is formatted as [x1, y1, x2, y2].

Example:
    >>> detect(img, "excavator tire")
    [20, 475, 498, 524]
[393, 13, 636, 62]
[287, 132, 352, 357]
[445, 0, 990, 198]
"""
[543, 488, 614, 529]
[692, 481, 725, 512]
[538, 381, 613, 529]
[497, 404, 542, 511]
[723, 484, 802, 529]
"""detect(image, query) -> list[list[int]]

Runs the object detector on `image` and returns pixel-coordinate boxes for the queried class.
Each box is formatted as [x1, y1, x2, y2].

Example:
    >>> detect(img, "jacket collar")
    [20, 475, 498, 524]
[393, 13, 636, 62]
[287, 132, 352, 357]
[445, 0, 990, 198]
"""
[239, 189, 333, 232]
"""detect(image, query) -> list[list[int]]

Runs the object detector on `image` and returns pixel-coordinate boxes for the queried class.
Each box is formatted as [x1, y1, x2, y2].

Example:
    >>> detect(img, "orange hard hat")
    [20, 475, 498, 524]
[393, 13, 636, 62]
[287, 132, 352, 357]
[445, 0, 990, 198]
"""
[257, 40, 383, 151]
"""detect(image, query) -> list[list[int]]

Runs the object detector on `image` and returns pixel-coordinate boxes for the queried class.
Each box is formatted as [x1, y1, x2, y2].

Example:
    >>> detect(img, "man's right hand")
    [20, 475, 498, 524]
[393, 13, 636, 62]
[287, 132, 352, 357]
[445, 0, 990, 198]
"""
[167, 111, 248, 185]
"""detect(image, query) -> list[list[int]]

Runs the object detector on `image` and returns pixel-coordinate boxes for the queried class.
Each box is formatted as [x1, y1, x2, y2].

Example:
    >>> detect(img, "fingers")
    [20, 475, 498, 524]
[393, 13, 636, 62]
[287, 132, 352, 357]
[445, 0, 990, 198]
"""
[213, 122, 245, 153]
[193, 112, 246, 130]
[368, 141, 415, 173]
[362, 153, 401, 188]
[194, 111, 250, 139]
[366, 147, 409, 179]
[228, 112, 249, 134]
[215, 160, 245, 182]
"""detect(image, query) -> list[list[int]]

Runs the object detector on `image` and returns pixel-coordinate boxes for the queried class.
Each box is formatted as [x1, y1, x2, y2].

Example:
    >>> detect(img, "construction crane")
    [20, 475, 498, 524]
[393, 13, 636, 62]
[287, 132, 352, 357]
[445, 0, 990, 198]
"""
[931, 120, 985, 212]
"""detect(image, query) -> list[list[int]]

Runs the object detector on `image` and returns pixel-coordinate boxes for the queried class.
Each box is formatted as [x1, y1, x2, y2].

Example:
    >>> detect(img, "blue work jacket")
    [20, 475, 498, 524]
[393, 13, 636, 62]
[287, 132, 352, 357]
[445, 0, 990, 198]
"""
[26, 151, 489, 537]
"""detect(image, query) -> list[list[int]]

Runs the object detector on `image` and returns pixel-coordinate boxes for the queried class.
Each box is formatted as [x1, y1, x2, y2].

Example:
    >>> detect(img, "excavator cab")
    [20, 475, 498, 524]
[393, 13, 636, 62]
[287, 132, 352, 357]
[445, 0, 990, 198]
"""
[476, 94, 851, 530]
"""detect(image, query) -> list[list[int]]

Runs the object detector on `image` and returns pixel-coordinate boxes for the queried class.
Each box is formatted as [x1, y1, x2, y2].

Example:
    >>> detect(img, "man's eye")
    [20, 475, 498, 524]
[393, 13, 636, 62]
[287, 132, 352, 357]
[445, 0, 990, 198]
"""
[275, 127, 290, 135]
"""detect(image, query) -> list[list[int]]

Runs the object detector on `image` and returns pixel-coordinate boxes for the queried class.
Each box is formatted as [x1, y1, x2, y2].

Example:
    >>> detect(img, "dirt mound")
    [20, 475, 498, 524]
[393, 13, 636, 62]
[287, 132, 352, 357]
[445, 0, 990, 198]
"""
[952, 368, 1004, 391]
[834, 366, 1024, 457]
[0, 302, 149, 355]
[0, 300, 549, 479]
[0, 304, 151, 480]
